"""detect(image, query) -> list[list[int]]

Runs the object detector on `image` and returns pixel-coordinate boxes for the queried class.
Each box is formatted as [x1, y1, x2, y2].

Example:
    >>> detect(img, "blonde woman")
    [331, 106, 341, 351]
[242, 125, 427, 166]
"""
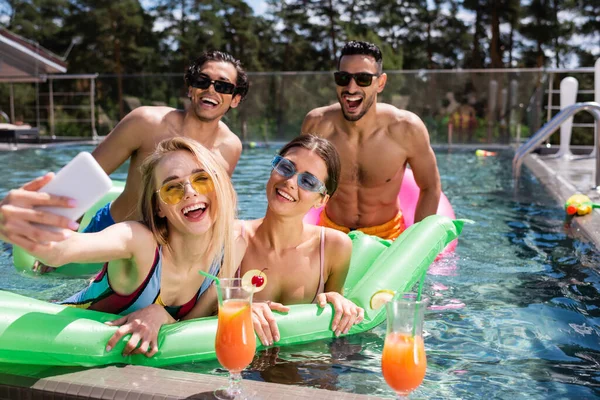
[27, 137, 240, 356]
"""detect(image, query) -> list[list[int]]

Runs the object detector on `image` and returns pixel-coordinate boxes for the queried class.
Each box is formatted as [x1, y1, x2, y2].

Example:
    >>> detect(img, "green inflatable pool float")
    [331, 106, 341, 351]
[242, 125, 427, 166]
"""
[1, 214, 463, 367]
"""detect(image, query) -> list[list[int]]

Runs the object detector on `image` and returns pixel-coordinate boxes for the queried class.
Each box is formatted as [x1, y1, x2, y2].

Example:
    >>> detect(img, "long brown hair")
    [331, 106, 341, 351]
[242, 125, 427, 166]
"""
[138, 137, 237, 278]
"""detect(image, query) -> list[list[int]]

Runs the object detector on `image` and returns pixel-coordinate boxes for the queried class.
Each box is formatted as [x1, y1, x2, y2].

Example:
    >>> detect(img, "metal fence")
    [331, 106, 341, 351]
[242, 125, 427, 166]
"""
[0, 67, 596, 144]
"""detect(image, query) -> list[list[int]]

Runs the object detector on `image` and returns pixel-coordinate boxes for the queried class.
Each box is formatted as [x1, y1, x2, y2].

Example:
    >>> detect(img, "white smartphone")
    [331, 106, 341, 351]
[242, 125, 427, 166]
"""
[36, 152, 113, 226]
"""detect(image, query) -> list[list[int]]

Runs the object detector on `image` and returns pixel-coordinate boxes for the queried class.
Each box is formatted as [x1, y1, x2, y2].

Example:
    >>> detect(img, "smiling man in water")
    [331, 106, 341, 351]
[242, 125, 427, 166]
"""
[18, 51, 248, 272]
[301, 41, 440, 240]
[83, 50, 248, 233]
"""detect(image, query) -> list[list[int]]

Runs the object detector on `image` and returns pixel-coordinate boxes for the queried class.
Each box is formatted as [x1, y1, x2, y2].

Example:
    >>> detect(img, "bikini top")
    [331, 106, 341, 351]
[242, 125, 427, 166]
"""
[61, 246, 220, 319]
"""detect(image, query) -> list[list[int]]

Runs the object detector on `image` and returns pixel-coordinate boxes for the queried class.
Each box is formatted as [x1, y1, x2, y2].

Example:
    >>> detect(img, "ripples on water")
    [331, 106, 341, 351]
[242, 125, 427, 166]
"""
[0, 146, 599, 399]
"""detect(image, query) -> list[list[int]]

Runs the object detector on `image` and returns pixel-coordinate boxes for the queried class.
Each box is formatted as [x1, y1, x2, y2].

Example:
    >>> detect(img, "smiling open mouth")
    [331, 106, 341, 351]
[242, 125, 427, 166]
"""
[344, 94, 363, 112]
[182, 202, 208, 220]
[276, 188, 295, 202]
[200, 97, 219, 108]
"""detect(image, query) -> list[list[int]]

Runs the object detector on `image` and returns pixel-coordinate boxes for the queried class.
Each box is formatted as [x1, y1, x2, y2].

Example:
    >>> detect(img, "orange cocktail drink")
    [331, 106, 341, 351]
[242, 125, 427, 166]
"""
[382, 333, 427, 394]
[215, 299, 256, 372]
[382, 293, 428, 398]
[213, 278, 256, 400]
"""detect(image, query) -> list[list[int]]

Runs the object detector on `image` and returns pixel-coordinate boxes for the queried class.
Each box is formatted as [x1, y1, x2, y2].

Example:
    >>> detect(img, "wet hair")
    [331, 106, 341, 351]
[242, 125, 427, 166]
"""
[338, 41, 383, 74]
[278, 135, 341, 196]
[184, 51, 250, 102]
[139, 137, 238, 279]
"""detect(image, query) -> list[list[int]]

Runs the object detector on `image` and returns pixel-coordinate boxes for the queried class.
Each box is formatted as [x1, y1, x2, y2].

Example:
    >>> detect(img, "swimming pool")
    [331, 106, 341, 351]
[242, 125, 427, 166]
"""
[0, 145, 599, 399]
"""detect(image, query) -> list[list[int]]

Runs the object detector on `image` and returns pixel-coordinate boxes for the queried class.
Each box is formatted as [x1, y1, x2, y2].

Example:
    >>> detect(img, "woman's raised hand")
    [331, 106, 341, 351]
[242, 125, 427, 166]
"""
[105, 304, 175, 357]
[252, 301, 290, 346]
[316, 292, 365, 337]
[0, 173, 78, 251]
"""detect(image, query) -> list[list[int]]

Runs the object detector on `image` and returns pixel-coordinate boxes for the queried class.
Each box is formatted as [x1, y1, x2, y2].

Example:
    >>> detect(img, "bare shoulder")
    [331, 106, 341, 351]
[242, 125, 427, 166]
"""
[217, 121, 242, 149]
[233, 220, 249, 267]
[203, 121, 242, 175]
[240, 219, 263, 239]
[233, 219, 252, 242]
[127, 106, 176, 126]
[302, 104, 340, 136]
[304, 104, 339, 120]
[118, 221, 155, 241]
[113, 107, 179, 141]
[378, 104, 428, 142]
[323, 227, 352, 256]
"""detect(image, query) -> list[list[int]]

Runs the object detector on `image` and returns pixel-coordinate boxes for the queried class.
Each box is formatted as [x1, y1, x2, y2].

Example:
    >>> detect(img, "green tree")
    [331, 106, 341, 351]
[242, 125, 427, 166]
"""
[4, 0, 71, 56]
[573, 0, 599, 66]
[265, 0, 331, 70]
[519, 0, 574, 68]
[152, 0, 217, 71]
[462, 0, 486, 68]
[63, 0, 159, 117]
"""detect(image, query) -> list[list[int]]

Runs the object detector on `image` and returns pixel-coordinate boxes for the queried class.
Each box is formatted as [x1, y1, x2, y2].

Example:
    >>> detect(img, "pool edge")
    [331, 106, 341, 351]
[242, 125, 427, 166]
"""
[0, 364, 386, 399]
[524, 153, 600, 250]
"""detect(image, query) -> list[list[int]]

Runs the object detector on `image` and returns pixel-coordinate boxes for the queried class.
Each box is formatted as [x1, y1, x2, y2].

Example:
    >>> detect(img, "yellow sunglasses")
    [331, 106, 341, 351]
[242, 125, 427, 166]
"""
[156, 171, 214, 205]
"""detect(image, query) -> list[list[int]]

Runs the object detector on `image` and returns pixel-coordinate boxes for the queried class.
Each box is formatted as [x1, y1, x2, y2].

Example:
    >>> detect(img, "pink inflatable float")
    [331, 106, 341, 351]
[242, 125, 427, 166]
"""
[304, 169, 457, 254]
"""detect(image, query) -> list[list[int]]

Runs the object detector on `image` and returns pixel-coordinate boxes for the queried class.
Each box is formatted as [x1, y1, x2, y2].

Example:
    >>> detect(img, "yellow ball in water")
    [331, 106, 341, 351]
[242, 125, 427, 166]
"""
[249, 141, 257, 149]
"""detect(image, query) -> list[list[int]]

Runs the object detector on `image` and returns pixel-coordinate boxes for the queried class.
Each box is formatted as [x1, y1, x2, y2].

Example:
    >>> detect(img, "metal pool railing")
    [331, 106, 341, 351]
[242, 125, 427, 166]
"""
[513, 102, 600, 187]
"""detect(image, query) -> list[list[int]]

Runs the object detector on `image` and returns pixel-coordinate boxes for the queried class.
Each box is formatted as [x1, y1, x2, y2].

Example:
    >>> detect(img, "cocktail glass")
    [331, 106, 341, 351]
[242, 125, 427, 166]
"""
[381, 293, 428, 398]
[214, 278, 256, 400]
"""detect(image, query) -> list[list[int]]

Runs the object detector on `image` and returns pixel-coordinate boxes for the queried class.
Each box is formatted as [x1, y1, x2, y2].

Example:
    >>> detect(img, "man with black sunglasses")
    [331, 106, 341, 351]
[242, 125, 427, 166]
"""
[301, 41, 441, 240]
[23, 51, 249, 272]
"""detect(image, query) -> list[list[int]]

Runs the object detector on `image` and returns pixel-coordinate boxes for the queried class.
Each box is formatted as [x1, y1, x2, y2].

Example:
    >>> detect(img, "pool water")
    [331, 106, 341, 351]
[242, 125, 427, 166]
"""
[1, 145, 599, 399]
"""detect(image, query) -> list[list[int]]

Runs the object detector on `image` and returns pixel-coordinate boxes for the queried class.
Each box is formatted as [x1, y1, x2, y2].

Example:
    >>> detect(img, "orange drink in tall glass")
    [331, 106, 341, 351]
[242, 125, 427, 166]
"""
[382, 293, 428, 398]
[215, 299, 256, 372]
[382, 333, 427, 394]
[214, 278, 256, 400]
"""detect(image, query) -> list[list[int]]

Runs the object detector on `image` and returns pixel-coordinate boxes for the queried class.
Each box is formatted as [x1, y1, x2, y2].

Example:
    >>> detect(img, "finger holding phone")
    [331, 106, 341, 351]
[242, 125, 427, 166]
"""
[0, 153, 112, 252]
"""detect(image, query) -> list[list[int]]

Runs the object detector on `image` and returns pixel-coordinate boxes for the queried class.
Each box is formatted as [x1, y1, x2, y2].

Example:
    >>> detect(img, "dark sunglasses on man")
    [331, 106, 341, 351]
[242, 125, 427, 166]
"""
[334, 71, 379, 87]
[190, 74, 236, 95]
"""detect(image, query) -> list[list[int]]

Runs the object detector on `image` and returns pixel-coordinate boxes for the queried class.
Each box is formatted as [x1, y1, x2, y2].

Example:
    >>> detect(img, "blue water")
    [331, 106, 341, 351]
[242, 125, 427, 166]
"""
[0, 145, 599, 399]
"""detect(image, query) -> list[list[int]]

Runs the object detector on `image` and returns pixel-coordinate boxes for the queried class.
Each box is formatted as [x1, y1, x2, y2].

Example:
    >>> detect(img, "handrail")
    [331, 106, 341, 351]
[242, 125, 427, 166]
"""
[513, 102, 600, 186]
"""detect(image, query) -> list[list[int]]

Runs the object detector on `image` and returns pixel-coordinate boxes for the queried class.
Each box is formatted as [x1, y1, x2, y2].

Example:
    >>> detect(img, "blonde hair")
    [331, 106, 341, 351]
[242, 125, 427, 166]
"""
[138, 137, 237, 279]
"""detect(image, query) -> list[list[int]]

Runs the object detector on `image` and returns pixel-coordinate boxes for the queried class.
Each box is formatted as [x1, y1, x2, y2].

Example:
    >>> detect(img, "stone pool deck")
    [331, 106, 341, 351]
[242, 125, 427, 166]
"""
[523, 151, 600, 249]
[0, 364, 384, 400]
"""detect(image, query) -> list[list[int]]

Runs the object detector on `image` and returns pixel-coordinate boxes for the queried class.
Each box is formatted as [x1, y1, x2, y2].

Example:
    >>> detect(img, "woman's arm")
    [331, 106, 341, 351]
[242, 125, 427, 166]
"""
[323, 229, 353, 293]
[317, 229, 364, 336]
[28, 221, 152, 267]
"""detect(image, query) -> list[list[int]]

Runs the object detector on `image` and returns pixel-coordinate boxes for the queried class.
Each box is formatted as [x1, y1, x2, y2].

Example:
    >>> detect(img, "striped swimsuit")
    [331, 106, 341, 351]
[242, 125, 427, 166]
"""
[61, 247, 220, 320]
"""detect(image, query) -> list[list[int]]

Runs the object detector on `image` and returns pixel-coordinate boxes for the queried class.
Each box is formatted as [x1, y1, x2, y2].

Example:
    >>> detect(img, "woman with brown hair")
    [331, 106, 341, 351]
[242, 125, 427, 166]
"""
[229, 135, 364, 346]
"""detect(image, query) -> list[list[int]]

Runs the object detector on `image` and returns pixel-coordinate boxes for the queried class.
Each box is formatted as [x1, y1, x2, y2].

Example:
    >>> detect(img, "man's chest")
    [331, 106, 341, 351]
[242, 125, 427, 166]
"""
[329, 136, 407, 186]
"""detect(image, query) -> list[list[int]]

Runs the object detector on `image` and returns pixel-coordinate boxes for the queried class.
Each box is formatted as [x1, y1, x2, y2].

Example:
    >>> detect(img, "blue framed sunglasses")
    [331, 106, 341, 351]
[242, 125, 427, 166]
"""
[271, 155, 327, 195]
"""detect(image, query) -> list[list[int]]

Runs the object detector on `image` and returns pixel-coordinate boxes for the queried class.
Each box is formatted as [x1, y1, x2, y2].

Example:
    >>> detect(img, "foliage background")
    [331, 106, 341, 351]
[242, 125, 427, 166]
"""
[0, 0, 598, 143]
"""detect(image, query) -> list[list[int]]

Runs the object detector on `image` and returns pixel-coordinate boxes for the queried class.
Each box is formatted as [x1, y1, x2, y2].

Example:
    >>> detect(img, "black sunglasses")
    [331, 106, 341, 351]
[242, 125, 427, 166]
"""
[334, 71, 378, 87]
[190, 75, 236, 95]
